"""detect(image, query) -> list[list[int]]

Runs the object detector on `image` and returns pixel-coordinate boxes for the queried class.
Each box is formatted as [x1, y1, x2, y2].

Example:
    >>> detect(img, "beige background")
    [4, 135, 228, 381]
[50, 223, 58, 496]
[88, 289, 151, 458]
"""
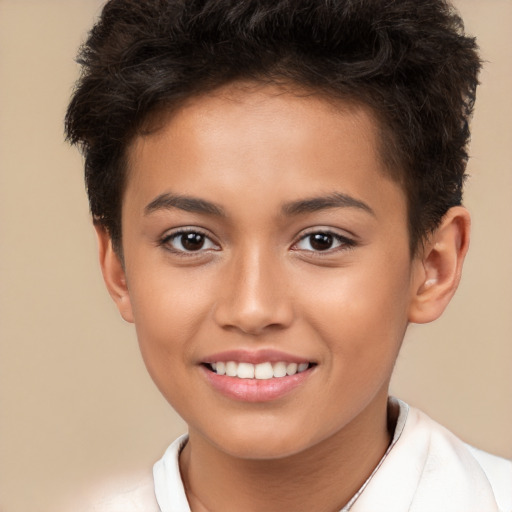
[0, 1, 510, 511]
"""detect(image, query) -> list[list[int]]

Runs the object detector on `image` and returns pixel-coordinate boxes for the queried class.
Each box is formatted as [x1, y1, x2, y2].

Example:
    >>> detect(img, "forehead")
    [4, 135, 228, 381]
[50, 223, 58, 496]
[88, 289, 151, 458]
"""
[124, 83, 407, 225]
[131, 82, 381, 162]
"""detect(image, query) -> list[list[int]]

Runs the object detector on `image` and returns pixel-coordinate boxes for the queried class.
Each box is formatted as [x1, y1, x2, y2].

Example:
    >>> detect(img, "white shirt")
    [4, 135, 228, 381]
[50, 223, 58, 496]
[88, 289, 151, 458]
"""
[82, 399, 512, 511]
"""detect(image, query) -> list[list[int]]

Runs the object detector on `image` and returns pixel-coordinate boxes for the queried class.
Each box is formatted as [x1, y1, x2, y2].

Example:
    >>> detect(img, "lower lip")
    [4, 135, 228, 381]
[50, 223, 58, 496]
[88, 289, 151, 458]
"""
[202, 366, 313, 402]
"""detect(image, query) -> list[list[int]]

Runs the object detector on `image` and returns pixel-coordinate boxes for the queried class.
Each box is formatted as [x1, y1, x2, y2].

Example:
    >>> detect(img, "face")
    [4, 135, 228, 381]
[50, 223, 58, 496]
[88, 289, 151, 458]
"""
[114, 83, 423, 459]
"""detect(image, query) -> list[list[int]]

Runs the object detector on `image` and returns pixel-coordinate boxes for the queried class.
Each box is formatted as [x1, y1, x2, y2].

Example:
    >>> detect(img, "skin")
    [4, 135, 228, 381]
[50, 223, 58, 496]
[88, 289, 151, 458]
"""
[97, 83, 470, 512]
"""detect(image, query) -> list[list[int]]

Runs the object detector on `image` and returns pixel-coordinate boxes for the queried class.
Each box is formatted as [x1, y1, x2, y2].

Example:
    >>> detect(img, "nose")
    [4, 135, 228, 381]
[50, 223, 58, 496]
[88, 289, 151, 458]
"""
[212, 247, 294, 335]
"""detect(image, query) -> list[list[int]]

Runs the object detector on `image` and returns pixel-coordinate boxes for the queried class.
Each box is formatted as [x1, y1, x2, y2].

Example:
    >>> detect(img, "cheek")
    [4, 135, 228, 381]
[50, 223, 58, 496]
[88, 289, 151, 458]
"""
[125, 263, 213, 373]
[128, 256, 212, 323]
[300, 257, 412, 362]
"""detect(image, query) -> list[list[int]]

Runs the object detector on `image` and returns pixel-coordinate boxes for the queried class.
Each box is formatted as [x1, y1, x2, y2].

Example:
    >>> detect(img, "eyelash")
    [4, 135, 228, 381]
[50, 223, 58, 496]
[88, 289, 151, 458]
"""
[292, 230, 357, 254]
[159, 227, 356, 257]
[159, 228, 219, 256]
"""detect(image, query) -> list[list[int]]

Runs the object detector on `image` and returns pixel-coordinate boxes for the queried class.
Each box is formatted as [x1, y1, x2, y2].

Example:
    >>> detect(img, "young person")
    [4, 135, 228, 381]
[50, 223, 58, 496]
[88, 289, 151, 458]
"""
[66, 0, 512, 510]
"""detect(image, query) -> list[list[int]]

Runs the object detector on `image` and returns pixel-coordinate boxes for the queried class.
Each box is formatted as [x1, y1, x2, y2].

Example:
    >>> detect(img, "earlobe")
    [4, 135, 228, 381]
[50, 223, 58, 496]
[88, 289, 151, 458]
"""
[408, 206, 470, 324]
[94, 225, 134, 323]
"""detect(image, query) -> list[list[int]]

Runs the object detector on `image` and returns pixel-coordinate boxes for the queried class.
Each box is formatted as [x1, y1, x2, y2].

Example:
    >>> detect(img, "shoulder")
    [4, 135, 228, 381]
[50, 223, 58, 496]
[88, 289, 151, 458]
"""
[466, 444, 512, 512]
[354, 399, 511, 512]
[407, 404, 512, 512]
[70, 435, 190, 512]
[71, 471, 160, 512]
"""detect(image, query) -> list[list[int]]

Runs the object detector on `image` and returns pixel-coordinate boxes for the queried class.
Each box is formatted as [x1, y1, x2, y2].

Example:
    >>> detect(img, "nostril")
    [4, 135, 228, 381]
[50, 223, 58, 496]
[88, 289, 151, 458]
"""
[214, 302, 295, 335]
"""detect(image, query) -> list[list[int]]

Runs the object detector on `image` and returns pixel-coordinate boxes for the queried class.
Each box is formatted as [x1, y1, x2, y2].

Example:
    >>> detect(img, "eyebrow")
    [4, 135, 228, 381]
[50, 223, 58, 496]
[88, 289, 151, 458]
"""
[282, 192, 375, 216]
[144, 193, 225, 216]
[144, 191, 374, 218]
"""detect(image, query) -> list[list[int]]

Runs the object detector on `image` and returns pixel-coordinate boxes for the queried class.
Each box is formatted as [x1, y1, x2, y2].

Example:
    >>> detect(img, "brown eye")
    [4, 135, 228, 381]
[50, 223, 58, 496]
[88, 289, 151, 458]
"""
[163, 230, 218, 253]
[294, 230, 355, 253]
[309, 233, 334, 251]
[181, 232, 206, 251]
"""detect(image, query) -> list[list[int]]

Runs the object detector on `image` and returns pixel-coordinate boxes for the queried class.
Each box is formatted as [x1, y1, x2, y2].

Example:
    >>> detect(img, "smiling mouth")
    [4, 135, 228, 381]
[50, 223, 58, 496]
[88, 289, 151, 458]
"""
[204, 361, 315, 379]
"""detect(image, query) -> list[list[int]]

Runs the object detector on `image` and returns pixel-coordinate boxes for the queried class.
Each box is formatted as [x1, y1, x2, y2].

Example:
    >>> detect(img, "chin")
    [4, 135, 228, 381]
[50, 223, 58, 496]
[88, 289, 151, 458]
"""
[200, 418, 322, 460]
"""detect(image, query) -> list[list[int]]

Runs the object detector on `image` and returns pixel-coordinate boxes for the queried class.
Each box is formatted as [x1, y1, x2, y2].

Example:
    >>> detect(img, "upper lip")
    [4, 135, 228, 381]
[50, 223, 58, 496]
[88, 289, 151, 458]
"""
[202, 349, 313, 365]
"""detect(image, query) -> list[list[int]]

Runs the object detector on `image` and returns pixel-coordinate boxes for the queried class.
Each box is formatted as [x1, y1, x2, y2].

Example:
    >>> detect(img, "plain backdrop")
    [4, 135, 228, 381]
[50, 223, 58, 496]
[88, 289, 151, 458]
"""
[0, 1, 511, 511]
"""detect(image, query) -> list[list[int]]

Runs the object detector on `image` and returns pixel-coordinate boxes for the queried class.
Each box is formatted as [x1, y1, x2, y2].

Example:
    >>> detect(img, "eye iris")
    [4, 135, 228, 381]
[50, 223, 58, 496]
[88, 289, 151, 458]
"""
[181, 233, 205, 251]
[310, 233, 333, 251]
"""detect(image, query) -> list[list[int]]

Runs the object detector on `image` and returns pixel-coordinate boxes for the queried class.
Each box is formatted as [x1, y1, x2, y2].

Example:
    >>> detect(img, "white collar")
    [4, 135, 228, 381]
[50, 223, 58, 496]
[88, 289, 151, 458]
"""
[153, 398, 508, 512]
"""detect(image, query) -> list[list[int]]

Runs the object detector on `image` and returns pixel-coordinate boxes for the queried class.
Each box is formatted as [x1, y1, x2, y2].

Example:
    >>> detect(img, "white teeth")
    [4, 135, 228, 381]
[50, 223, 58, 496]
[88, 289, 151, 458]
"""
[237, 362, 255, 379]
[286, 362, 298, 375]
[298, 363, 309, 373]
[211, 361, 311, 379]
[225, 361, 238, 377]
[216, 361, 226, 375]
[273, 362, 287, 378]
[254, 362, 274, 380]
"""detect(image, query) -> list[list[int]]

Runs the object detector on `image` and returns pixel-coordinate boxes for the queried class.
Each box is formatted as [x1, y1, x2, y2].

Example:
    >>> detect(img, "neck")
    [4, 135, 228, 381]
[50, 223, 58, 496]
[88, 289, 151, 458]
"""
[180, 393, 392, 512]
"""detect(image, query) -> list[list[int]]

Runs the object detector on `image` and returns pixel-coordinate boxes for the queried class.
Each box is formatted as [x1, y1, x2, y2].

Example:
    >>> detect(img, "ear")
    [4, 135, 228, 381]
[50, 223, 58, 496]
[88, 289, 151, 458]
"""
[94, 225, 134, 323]
[408, 206, 470, 324]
